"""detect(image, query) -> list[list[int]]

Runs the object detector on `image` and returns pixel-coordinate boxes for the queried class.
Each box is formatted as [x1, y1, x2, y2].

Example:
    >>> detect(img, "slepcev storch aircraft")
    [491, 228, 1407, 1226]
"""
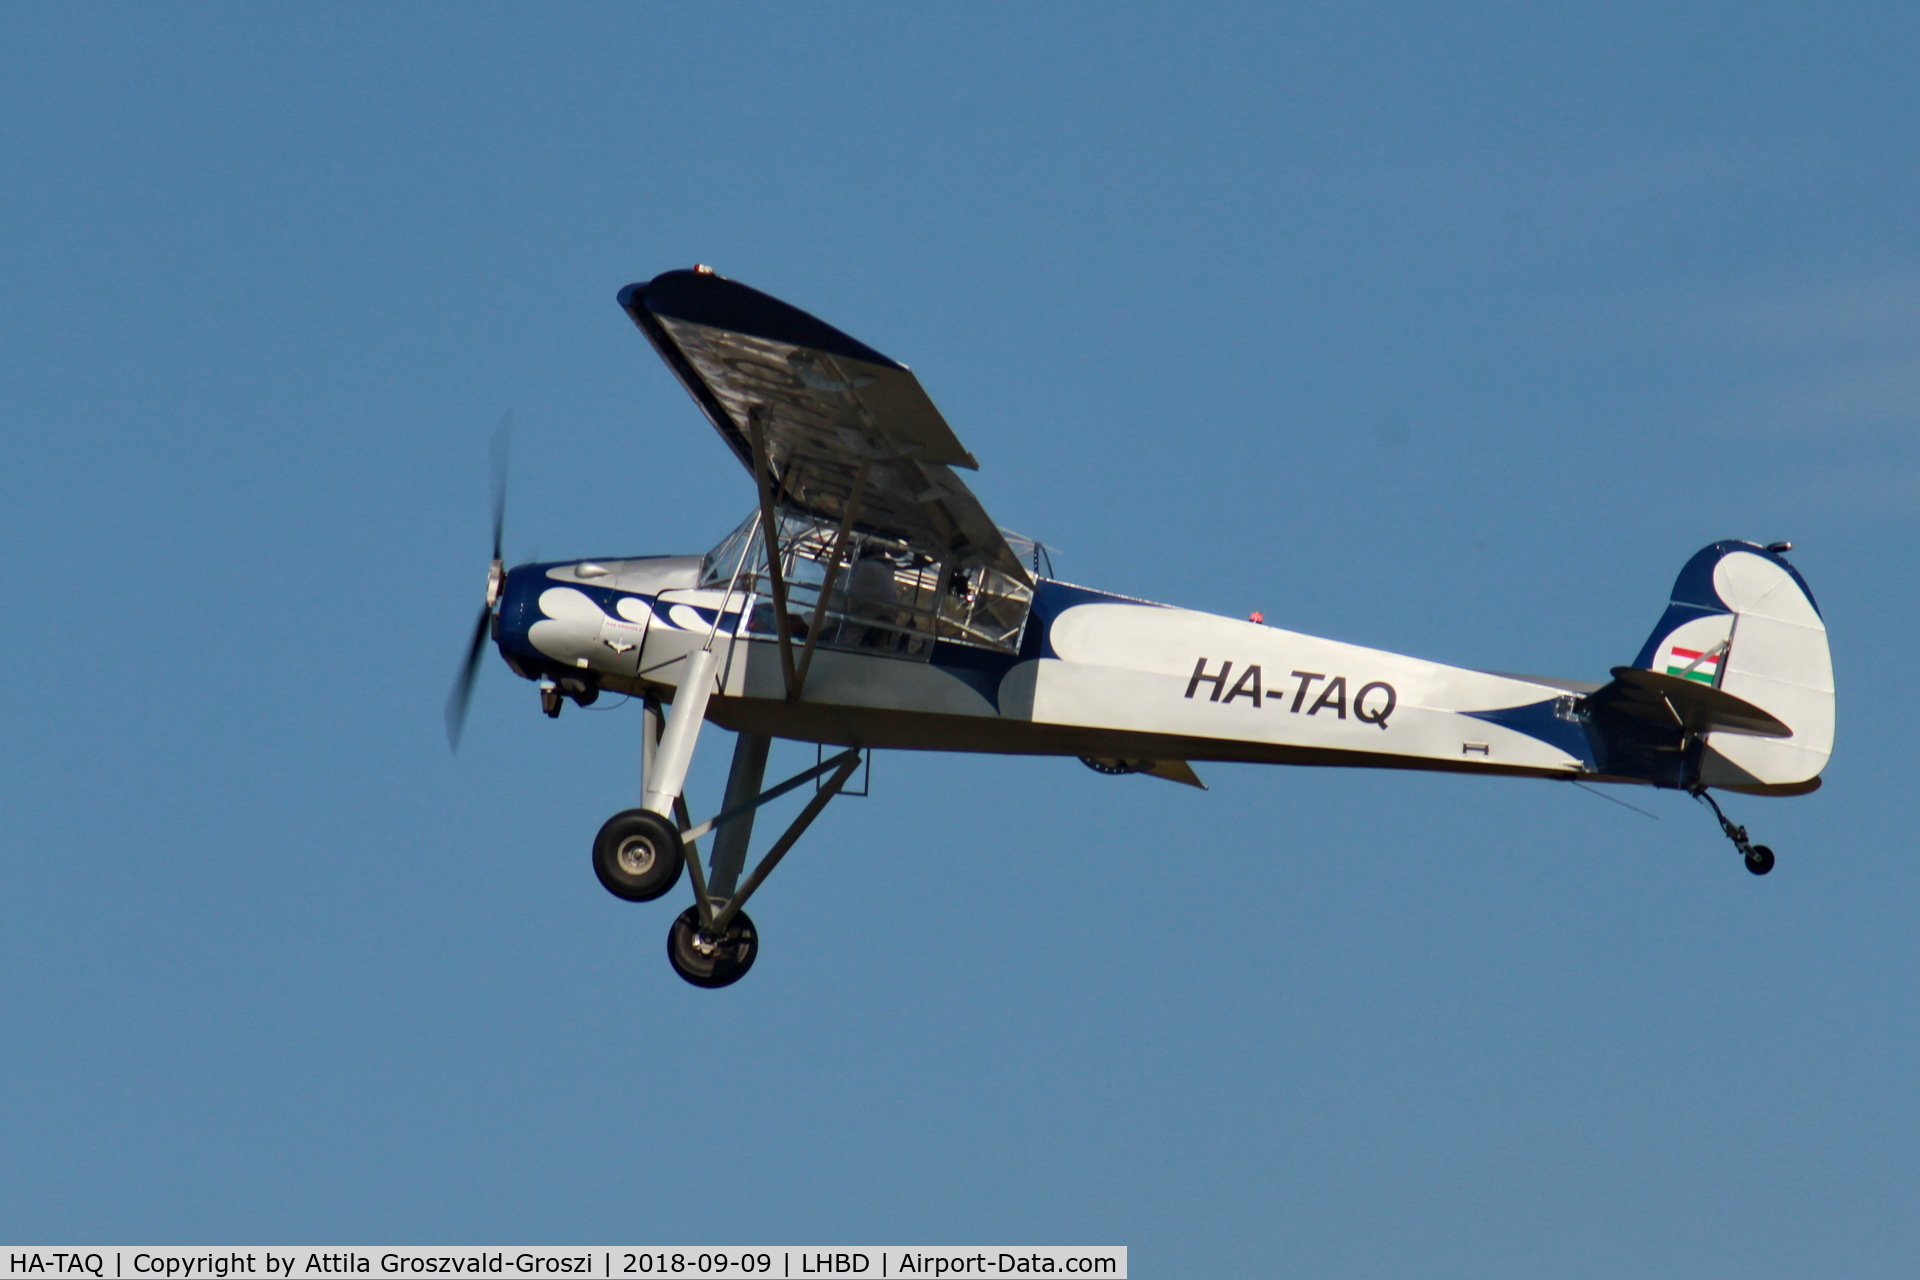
[446, 266, 1837, 988]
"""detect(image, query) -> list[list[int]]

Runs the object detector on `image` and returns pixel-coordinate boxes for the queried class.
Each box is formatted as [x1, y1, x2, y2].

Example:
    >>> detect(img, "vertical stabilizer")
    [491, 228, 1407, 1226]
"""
[1632, 542, 1834, 791]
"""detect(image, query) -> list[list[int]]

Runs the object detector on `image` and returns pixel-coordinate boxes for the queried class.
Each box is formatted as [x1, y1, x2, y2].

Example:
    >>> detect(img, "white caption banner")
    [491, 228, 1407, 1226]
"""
[3, 1250, 1126, 1280]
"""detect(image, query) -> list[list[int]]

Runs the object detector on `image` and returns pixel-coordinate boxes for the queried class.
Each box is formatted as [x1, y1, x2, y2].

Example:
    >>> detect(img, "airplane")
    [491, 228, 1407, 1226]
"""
[447, 266, 1836, 989]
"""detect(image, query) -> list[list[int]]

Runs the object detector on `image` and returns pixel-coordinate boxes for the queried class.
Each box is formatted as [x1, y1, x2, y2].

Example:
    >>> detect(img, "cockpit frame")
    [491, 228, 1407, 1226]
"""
[699, 507, 1044, 676]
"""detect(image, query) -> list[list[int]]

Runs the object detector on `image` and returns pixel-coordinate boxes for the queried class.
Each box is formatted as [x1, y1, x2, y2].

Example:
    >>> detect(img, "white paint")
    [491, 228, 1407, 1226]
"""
[1031, 602, 1581, 771]
[529, 587, 610, 667]
[1702, 553, 1834, 786]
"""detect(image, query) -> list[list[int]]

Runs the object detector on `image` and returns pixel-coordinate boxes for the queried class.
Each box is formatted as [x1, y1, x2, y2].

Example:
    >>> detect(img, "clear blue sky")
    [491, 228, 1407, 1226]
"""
[4, 4, 1917, 1273]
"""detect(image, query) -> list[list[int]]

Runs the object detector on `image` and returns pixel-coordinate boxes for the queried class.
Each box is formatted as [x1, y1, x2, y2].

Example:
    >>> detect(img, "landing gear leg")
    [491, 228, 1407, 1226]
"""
[663, 744, 864, 988]
[1692, 787, 1775, 876]
[637, 696, 701, 866]
[707, 733, 772, 900]
[587, 642, 863, 987]
[642, 648, 720, 818]
[589, 656, 719, 904]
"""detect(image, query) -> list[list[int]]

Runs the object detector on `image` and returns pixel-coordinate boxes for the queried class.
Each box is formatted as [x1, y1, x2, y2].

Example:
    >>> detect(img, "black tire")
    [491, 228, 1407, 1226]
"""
[592, 809, 685, 902]
[1745, 844, 1776, 877]
[667, 905, 758, 989]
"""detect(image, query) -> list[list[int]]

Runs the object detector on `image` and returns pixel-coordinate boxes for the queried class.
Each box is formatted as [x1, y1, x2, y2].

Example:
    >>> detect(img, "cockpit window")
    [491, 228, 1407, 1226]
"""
[699, 508, 1040, 658]
[699, 511, 762, 589]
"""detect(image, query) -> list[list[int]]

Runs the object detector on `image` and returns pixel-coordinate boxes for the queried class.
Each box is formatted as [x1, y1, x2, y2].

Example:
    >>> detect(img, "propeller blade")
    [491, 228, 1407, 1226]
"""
[444, 602, 493, 751]
[449, 411, 514, 752]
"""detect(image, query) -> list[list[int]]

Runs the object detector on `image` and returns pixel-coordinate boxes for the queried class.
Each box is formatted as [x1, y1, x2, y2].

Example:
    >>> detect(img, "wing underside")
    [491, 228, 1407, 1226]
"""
[620, 270, 1030, 585]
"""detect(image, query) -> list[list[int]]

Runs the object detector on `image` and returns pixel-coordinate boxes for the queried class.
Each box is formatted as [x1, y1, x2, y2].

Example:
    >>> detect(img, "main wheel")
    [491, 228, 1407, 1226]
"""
[592, 809, 685, 902]
[1745, 844, 1776, 876]
[667, 905, 759, 988]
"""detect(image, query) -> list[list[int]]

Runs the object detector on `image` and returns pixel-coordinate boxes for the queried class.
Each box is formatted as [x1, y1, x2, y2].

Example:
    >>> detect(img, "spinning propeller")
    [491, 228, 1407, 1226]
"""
[445, 414, 513, 750]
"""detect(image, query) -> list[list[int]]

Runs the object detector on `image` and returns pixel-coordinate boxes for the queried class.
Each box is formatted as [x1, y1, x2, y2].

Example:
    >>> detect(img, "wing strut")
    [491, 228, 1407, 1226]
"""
[744, 408, 877, 704]
[791, 458, 873, 701]
[747, 407, 800, 699]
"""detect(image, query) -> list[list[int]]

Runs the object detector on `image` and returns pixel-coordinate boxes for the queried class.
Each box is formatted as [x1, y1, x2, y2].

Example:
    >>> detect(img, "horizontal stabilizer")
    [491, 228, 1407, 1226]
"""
[1586, 666, 1791, 739]
[1143, 759, 1207, 789]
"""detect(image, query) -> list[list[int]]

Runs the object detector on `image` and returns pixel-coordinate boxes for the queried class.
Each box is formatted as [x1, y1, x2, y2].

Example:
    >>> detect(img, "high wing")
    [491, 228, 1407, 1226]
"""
[619, 269, 1031, 586]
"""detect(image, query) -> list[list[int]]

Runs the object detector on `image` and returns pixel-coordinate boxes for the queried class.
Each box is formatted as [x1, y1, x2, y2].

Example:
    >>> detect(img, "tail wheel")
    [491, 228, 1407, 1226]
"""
[592, 809, 685, 902]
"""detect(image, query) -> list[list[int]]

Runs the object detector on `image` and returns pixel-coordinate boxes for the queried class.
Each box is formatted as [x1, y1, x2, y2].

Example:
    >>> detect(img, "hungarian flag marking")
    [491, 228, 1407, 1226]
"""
[1666, 645, 1722, 685]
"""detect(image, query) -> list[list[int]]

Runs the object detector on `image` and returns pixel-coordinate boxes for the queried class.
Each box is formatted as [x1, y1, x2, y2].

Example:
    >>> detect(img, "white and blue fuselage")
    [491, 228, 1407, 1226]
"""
[496, 553, 1602, 784]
